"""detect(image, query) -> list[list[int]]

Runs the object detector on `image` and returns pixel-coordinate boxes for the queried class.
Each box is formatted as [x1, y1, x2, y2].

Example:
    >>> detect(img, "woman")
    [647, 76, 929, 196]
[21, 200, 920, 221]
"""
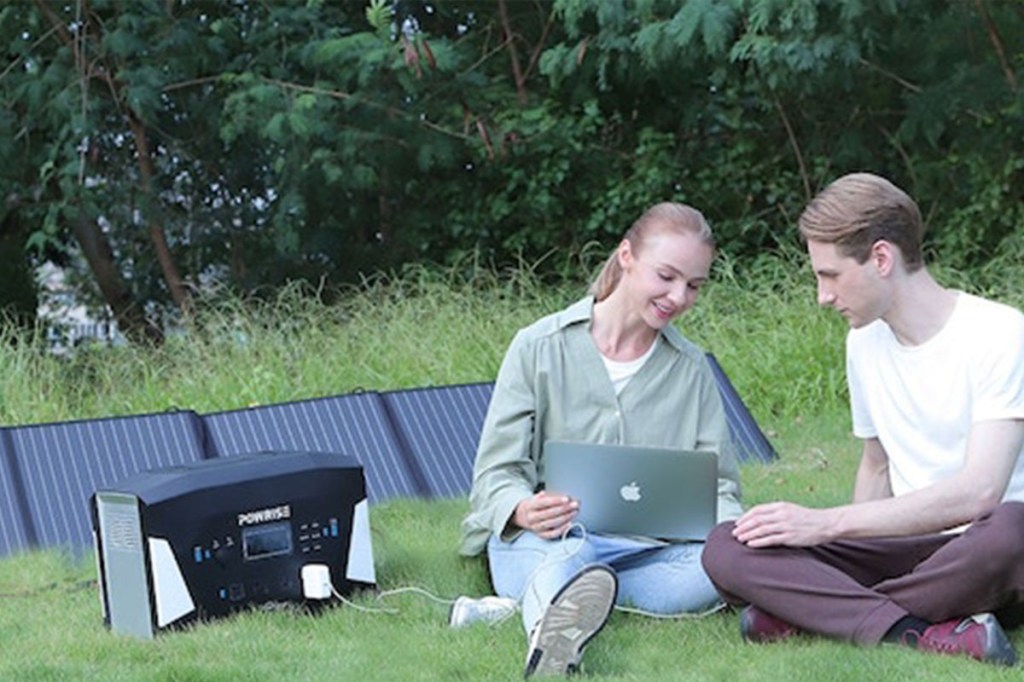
[458, 202, 743, 677]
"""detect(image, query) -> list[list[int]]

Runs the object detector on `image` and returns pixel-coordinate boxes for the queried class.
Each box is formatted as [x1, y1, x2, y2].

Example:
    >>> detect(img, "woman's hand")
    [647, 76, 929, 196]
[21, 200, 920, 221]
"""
[513, 490, 579, 539]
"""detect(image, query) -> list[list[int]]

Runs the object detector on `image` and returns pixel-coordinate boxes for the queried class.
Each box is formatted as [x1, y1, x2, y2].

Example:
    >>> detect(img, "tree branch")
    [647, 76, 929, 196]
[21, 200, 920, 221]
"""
[773, 97, 811, 203]
[262, 77, 475, 143]
[857, 58, 922, 93]
[497, 0, 527, 105]
[0, 26, 59, 82]
[874, 123, 918, 191]
[127, 112, 191, 313]
[974, 0, 1019, 91]
[32, 0, 74, 45]
[162, 75, 224, 92]
[70, 205, 164, 345]
[522, 6, 556, 83]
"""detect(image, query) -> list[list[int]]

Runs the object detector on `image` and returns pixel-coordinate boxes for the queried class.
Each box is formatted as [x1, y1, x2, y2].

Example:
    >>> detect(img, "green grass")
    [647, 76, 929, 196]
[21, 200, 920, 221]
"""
[2, 252, 1023, 679]
[0, 251, 849, 428]
[2, 415, 1020, 680]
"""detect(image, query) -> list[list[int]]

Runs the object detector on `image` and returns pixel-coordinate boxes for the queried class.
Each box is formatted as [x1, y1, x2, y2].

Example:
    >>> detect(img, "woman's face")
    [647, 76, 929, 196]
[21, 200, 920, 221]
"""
[619, 228, 713, 329]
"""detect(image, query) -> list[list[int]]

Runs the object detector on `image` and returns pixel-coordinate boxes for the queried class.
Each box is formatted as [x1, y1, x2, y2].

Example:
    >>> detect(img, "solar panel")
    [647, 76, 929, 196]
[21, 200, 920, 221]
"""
[8, 411, 208, 552]
[705, 353, 778, 463]
[0, 429, 33, 556]
[200, 392, 423, 502]
[0, 361, 775, 559]
[380, 382, 493, 498]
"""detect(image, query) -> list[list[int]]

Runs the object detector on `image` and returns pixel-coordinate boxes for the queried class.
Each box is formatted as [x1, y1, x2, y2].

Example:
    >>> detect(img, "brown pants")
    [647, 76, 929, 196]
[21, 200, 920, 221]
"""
[701, 502, 1024, 645]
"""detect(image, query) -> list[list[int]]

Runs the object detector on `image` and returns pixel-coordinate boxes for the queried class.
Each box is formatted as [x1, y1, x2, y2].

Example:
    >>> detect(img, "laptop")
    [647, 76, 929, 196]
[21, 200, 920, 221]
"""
[543, 440, 718, 541]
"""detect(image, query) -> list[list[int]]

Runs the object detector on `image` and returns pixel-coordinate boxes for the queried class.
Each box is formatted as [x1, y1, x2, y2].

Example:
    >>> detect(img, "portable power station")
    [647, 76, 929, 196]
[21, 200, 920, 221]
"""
[91, 450, 375, 638]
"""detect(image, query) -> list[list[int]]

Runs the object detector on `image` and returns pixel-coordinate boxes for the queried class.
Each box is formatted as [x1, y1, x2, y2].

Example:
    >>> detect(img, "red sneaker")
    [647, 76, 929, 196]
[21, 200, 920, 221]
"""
[739, 605, 801, 643]
[906, 613, 1018, 666]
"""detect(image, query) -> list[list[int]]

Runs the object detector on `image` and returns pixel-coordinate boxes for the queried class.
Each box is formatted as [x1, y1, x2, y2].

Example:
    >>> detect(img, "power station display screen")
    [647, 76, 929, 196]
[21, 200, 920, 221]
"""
[241, 521, 293, 561]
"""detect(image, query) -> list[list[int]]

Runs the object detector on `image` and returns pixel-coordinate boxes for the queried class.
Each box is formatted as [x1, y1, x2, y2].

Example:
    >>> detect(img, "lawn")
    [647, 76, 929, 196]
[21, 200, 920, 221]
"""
[1, 411, 1020, 681]
[2, 254, 1022, 680]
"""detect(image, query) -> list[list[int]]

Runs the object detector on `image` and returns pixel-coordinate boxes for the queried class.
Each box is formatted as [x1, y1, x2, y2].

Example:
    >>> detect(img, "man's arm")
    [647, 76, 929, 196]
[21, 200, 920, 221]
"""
[851, 438, 892, 503]
[733, 419, 1024, 548]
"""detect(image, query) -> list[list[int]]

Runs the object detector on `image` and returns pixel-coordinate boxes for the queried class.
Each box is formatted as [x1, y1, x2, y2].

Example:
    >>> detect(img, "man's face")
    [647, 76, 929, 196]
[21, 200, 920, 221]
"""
[806, 240, 886, 328]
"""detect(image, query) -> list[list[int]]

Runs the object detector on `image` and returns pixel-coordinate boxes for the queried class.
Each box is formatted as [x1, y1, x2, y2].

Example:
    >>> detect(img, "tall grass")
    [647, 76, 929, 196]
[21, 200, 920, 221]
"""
[0, 250, 847, 429]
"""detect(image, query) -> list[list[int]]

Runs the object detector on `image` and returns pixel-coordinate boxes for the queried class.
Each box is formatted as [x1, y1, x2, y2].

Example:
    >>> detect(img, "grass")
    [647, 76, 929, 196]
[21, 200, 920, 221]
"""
[0, 251, 848, 428]
[2, 251, 1023, 680]
[2, 413, 1020, 680]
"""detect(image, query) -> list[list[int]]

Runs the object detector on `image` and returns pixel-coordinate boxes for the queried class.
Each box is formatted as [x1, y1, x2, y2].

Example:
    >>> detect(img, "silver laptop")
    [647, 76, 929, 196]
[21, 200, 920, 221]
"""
[543, 440, 718, 541]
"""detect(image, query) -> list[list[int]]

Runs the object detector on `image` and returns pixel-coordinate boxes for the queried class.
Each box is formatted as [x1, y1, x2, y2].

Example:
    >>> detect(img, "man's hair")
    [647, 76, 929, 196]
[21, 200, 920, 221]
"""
[798, 173, 925, 272]
[589, 202, 714, 302]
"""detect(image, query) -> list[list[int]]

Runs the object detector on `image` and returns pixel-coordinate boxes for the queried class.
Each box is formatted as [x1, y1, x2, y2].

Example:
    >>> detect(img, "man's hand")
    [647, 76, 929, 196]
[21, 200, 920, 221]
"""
[732, 502, 839, 548]
[513, 490, 579, 539]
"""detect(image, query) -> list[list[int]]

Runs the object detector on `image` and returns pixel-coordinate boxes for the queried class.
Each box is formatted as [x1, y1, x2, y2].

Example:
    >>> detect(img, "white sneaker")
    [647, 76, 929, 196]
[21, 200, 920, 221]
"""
[448, 595, 519, 629]
[524, 565, 618, 677]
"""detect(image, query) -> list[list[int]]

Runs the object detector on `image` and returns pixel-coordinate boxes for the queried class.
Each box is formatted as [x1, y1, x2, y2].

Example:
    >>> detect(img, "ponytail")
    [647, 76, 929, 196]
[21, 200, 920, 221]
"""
[589, 251, 623, 302]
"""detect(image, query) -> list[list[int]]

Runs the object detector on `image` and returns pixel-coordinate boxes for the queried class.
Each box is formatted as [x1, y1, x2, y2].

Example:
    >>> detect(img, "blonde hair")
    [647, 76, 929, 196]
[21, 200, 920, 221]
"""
[589, 202, 714, 302]
[798, 173, 925, 272]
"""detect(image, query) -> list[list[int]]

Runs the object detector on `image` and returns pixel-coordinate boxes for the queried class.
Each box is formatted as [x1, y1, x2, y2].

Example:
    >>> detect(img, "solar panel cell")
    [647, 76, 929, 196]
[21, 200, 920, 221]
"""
[8, 411, 207, 552]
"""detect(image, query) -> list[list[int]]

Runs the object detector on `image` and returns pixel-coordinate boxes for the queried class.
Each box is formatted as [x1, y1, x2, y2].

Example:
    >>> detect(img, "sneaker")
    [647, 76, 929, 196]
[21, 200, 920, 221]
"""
[448, 595, 519, 629]
[523, 565, 617, 678]
[905, 613, 1018, 666]
[739, 605, 801, 643]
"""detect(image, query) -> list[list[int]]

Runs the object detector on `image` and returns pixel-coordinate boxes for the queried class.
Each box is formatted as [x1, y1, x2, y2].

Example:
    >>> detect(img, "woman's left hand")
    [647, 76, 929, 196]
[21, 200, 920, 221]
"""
[513, 490, 579, 539]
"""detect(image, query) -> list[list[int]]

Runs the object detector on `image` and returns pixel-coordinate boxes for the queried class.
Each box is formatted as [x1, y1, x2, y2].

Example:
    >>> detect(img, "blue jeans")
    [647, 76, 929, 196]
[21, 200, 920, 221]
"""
[487, 528, 722, 633]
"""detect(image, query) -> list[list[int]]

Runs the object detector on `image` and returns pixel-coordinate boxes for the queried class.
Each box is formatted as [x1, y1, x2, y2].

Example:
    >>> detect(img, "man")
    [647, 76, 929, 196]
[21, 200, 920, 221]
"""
[702, 172, 1024, 666]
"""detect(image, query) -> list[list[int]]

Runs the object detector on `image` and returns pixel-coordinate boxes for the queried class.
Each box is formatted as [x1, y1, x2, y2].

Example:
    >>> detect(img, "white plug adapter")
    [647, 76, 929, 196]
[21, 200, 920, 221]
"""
[301, 564, 332, 600]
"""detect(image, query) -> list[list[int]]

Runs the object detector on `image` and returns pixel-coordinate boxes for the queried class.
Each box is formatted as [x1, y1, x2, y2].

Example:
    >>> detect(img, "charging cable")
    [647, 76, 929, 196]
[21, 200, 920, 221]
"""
[300, 520, 727, 622]
[514, 523, 728, 621]
[302, 563, 413, 614]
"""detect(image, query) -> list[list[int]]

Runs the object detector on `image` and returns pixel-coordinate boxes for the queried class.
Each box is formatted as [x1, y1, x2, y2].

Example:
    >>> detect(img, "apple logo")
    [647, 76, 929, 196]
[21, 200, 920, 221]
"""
[619, 481, 642, 502]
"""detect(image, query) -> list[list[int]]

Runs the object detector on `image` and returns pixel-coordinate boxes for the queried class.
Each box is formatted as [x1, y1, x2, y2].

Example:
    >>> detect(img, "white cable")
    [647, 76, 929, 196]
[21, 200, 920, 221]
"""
[328, 581, 462, 614]
[517, 523, 727, 620]
[327, 524, 591, 617]
[330, 583, 399, 614]
[376, 585, 457, 606]
[320, 522, 724, 622]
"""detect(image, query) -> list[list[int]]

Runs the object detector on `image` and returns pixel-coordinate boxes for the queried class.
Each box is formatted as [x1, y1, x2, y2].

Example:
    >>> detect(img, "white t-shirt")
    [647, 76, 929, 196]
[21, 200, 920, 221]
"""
[601, 337, 659, 396]
[847, 292, 1024, 501]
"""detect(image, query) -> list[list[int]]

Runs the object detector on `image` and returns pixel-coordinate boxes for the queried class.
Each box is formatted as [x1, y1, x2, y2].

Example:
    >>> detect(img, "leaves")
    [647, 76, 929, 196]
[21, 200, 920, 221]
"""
[365, 0, 392, 34]
[0, 0, 1021, 332]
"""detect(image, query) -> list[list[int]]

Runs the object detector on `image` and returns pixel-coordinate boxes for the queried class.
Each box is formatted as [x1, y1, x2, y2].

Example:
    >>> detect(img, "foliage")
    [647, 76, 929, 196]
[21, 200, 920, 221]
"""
[0, 1, 1021, 337]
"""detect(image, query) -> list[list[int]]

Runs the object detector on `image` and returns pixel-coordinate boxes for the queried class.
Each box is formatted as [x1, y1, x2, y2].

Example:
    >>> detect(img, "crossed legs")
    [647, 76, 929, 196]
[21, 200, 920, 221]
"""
[701, 502, 1024, 645]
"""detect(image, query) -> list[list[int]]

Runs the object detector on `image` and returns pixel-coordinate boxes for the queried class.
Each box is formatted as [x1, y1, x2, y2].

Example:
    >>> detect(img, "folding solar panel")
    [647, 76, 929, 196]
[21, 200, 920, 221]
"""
[8, 411, 208, 553]
[0, 356, 774, 560]
[380, 382, 493, 498]
[705, 353, 778, 463]
[0, 429, 33, 557]
[201, 392, 422, 502]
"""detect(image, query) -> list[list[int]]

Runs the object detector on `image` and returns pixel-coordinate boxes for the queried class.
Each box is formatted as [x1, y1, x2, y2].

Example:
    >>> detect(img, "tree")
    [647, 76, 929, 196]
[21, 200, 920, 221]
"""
[0, 0, 1021, 344]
